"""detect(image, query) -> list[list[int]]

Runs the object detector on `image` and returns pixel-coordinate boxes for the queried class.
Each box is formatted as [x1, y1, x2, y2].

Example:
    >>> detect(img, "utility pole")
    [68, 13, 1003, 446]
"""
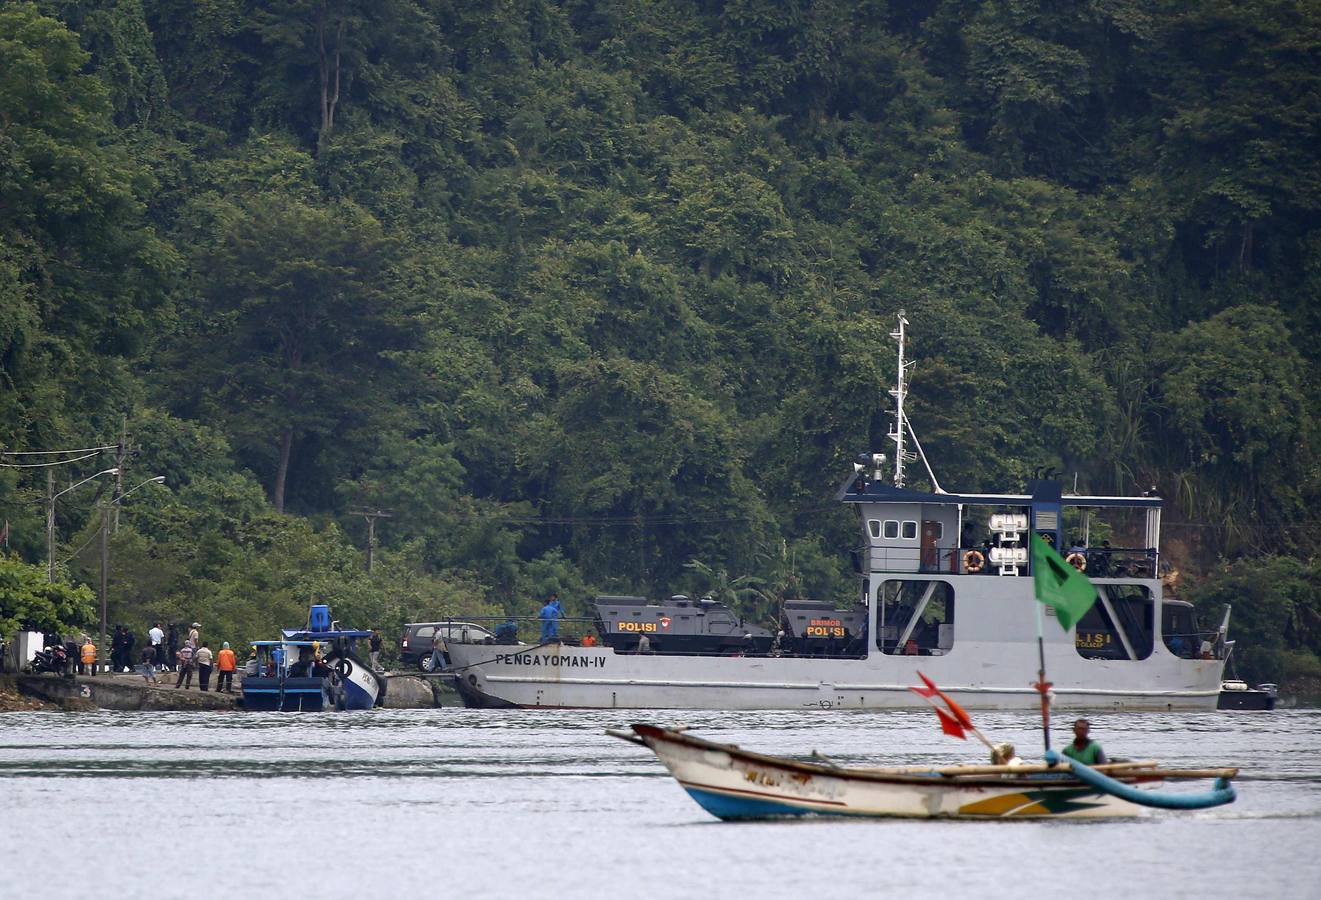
[112, 415, 127, 533]
[99, 501, 109, 674]
[350, 508, 393, 574]
[47, 470, 55, 582]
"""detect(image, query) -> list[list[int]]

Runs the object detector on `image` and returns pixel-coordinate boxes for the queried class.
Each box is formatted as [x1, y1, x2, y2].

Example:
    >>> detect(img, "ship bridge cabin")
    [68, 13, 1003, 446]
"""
[838, 473, 1162, 578]
[837, 468, 1177, 661]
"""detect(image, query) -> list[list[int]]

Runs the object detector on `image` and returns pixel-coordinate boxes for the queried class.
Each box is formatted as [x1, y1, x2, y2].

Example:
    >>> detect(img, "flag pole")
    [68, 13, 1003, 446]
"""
[1034, 600, 1052, 757]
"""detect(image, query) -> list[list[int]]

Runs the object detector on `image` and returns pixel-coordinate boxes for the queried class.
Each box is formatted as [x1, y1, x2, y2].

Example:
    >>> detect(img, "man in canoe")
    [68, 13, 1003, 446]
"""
[1062, 718, 1108, 765]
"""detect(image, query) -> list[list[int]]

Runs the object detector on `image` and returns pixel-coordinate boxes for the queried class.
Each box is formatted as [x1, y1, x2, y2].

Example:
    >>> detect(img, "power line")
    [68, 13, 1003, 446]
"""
[60, 530, 101, 565]
[1, 445, 118, 456]
[0, 451, 101, 469]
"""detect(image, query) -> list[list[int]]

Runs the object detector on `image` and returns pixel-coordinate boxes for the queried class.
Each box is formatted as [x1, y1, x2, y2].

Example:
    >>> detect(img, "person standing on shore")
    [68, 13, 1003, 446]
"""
[195, 642, 214, 691]
[110, 626, 124, 673]
[188, 622, 200, 647]
[369, 629, 383, 672]
[175, 641, 195, 689]
[72, 633, 86, 675]
[215, 643, 236, 693]
[138, 646, 159, 684]
[80, 637, 97, 676]
[121, 628, 135, 673]
[429, 630, 447, 672]
[166, 623, 178, 672]
[149, 623, 164, 671]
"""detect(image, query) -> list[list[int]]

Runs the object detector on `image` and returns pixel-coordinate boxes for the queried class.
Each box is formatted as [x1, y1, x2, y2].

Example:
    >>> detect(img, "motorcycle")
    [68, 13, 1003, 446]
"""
[30, 643, 70, 675]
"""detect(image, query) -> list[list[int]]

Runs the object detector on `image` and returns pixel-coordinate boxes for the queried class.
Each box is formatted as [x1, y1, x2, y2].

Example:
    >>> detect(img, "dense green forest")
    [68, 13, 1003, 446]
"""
[2, 0, 1319, 685]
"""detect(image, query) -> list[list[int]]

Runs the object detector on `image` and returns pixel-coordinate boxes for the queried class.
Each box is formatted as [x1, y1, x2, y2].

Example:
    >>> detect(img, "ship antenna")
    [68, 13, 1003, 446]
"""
[888, 313, 944, 492]
[888, 312, 912, 488]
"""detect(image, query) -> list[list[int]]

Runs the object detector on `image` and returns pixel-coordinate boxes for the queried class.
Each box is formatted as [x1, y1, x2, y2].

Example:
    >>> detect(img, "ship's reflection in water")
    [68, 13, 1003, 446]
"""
[1, 707, 1318, 898]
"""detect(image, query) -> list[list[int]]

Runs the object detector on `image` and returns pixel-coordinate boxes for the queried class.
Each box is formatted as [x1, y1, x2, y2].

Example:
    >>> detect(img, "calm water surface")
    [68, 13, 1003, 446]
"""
[1, 707, 1318, 899]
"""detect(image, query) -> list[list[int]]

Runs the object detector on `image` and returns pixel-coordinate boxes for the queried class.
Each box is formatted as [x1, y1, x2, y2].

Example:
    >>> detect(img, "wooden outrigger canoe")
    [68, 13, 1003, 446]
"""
[610, 724, 1238, 820]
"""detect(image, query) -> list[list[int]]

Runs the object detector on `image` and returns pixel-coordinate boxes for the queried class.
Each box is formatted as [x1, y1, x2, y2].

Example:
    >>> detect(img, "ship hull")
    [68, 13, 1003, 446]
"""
[446, 642, 1223, 711]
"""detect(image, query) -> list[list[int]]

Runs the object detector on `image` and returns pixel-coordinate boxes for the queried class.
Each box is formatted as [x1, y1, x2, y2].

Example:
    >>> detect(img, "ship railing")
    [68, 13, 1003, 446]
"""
[854, 544, 1159, 578]
[855, 545, 1018, 575]
[1076, 547, 1158, 578]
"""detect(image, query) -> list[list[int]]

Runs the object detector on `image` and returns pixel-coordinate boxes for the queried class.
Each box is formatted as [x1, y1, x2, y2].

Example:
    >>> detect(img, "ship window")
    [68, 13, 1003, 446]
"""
[883, 520, 899, 539]
[876, 580, 955, 655]
[1162, 603, 1198, 659]
[931, 522, 944, 541]
[902, 521, 917, 540]
[868, 519, 882, 539]
[1075, 585, 1153, 661]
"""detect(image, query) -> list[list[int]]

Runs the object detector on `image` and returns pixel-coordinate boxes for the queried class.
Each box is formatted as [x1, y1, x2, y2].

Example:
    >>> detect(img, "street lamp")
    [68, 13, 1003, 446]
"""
[47, 467, 119, 582]
[98, 476, 166, 675]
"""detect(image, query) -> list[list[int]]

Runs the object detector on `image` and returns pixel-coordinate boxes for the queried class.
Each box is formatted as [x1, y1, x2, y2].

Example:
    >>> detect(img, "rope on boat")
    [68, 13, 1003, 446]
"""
[1044, 750, 1236, 810]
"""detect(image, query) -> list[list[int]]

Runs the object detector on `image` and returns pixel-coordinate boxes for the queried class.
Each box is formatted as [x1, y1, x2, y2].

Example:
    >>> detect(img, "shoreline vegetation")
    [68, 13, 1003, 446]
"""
[2, 2, 1319, 693]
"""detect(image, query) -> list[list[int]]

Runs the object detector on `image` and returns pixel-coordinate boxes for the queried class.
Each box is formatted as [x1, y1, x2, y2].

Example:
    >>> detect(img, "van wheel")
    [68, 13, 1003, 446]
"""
[420, 656, 435, 673]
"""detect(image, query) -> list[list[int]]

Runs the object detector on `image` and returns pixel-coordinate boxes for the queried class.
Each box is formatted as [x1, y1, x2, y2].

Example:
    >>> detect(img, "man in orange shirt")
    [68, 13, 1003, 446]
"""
[214, 642, 238, 693]
[80, 639, 97, 676]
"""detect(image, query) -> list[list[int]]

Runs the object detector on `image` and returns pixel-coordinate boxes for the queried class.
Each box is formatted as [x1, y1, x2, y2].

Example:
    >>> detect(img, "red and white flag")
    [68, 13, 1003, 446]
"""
[909, 671, 987, 746]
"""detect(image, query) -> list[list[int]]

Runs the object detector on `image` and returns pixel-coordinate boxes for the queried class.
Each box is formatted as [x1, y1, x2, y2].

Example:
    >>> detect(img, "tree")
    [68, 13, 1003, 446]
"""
[0, 3, 172, 452]
[1153, 305, 1317, 551]
[181, 192, 417, 512]
[0, 555, 95, 646]
[1186, 556, 1321, 684]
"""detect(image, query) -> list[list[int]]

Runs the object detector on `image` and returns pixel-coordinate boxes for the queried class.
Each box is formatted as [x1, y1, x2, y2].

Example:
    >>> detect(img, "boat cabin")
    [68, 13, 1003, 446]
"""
[836, 472, 1199, 662]
[840, 475, 1162, 578]
[241, 640, 336, 712]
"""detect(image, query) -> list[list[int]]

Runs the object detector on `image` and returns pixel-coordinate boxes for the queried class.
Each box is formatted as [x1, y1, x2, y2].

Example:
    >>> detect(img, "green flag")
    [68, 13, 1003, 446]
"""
[1031, 532, 1097, 631]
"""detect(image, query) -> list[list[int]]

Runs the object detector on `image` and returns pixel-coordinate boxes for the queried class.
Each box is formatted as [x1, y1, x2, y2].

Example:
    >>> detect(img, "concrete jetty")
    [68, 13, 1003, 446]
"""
[17, 674, 236, 711]
[11, 671, 451, 711]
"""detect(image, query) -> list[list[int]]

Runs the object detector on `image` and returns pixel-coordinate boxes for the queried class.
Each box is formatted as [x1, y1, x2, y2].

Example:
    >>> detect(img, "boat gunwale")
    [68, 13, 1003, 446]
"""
[628, 724, 1237, 787]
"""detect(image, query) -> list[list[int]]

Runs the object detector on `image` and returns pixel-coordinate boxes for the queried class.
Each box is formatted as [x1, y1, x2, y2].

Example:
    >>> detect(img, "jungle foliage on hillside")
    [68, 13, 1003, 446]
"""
[1, 1, 1318, 682]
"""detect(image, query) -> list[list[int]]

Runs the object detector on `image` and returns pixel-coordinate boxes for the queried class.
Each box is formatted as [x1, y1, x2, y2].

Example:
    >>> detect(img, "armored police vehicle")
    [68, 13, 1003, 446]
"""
[779, 599, 868, 657]
[593, 595, 773, 655]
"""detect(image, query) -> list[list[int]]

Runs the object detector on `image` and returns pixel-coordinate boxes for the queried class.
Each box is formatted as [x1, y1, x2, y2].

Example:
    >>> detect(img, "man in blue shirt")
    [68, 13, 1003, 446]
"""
[539, 593, 563, 642]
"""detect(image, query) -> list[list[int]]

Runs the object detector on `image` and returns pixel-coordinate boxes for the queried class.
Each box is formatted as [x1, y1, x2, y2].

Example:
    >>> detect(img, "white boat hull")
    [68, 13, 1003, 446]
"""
[447, 641, 1224, 711]
[627, 725, 1145, 819]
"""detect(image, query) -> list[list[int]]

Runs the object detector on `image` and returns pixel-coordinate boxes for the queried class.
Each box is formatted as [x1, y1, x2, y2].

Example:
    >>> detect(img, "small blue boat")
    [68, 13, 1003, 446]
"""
[241, 604, 387, 712]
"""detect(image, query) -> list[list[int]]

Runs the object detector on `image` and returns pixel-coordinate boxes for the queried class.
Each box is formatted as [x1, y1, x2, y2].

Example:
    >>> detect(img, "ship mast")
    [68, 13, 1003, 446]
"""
[888, 311, 916, 488]
[886, 311, 944, 493]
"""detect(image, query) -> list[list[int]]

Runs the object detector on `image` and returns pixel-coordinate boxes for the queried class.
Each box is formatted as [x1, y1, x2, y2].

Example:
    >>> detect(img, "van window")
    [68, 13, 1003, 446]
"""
[414, 626, 435, 639]
[902, 521, 917, 540]
[868, 519, 882, 539]
[883, 520, 899, 539]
